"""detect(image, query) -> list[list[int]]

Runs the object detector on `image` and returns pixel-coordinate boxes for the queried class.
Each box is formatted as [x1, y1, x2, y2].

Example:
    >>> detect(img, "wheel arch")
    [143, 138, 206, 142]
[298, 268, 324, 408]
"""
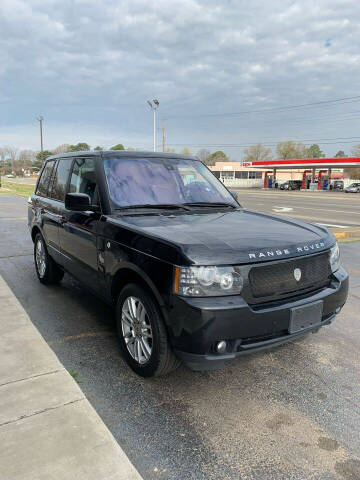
[111, 264, 167, 315]
[31, 225, 42, 243]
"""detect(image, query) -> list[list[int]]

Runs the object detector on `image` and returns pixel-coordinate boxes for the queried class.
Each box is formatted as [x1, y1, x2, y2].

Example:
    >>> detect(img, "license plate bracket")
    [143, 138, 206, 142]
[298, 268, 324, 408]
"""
[289, 301, 323, 334]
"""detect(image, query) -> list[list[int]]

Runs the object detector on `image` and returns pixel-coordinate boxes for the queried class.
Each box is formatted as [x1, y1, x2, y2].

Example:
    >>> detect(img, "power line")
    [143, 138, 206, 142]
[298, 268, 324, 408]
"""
[235, 109, 360, 129]
[164, 95, 360, 119]
[168, 134, 360, 144]
[165, 137, 360, 148]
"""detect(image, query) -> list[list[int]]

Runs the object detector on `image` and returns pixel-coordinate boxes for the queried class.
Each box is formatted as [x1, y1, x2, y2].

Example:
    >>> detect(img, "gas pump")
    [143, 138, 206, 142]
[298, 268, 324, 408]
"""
[317, 170, 328, 190]
[264, 171, 274, 188]
[301, 170, 312, 190]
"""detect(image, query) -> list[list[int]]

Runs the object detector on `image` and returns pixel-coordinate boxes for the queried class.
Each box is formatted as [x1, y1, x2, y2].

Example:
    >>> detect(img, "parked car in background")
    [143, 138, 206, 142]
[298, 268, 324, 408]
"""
[330, 180, 344, 191]
[5, 174, 16, 178]
[28, 151, 348, 377]
[345, 182, 360, 193]
[280, 180, 302, 190]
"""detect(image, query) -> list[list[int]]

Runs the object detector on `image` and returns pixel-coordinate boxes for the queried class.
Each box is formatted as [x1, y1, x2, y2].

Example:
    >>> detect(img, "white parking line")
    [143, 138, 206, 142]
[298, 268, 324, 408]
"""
[315, 223, 349, 228]
[272, 206, 294, 213]
[289, 206, 360, 215]
[270, 211, 357, 227]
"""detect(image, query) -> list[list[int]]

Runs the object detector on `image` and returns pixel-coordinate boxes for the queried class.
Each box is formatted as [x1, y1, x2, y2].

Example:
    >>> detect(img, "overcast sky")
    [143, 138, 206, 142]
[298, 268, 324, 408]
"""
[1, 0, 360, 159]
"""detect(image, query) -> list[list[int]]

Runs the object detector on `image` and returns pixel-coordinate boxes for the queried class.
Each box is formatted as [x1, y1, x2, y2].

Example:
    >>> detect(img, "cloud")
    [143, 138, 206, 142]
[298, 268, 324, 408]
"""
[1, 0, 360, 156]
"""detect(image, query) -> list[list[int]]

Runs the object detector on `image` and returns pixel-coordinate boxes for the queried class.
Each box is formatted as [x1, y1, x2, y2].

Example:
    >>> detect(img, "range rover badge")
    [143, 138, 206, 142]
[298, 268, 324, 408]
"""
[294, 268, 302, 282]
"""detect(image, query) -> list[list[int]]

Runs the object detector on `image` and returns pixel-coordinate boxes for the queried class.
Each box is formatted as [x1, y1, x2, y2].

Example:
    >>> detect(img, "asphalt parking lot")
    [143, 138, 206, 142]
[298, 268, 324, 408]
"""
[1, 194, 360, 480]
[235, 189, 360, 228]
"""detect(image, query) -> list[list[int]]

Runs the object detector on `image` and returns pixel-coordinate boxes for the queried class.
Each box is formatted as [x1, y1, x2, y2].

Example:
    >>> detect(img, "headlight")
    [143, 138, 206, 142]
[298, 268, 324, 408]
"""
[174, 266, 243, 297]
[329, 243, 340, 273]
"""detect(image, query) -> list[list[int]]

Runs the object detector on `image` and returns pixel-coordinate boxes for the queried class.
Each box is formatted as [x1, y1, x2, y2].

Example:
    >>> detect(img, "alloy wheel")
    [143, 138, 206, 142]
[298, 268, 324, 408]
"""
[35, 239, 46, 278]
[121, 296, 153, 364]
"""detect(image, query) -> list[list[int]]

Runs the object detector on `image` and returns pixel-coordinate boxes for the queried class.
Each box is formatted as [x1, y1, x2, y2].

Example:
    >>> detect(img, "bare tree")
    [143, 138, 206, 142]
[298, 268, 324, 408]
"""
[243, 143, 273, 162]
[15, 150, 36, 176]
[276, 141, 307, 159]
[0, 147, 8, 166]
[0, 148, 7, 183]
[180, 147, 192, 156]
[196, 149, 211, 163]
[4, 146, 18, 163]
[344, 145, 360, 178]
[350, 144, 360, 157]
[52, 144, 71, 154]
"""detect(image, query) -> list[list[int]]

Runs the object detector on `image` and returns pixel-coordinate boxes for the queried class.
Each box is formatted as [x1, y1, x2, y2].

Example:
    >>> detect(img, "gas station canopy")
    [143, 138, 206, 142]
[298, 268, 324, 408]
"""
[242, 157, 360, 190]
[243, 158, 360, 169]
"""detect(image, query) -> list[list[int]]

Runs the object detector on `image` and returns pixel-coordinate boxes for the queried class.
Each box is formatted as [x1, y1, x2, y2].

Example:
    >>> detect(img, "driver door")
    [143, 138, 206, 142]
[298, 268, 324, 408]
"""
[59, 156, 100, 292]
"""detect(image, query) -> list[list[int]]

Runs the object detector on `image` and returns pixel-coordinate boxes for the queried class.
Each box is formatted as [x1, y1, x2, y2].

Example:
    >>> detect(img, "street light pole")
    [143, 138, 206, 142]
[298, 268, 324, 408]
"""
[161, 118, 166, 152]
[147, 100, 159, 152]
[37, 116, 44, 154]
[153, 108, 156, 153]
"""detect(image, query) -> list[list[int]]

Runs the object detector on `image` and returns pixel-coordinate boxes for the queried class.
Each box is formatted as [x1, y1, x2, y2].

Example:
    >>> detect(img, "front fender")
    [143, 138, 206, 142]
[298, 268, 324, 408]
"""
[110, 261, 167, 308]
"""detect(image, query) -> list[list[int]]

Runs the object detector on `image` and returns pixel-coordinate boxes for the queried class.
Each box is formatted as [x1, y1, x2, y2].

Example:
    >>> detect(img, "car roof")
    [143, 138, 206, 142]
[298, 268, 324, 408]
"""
[45, 150, 199, 162]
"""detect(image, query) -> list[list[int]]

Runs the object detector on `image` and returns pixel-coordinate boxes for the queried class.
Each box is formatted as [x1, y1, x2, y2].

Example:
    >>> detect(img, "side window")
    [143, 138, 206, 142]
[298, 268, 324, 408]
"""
[69, 157, 98, 204]
[50, 159, 72, 202]
[36, 160, 55, 197]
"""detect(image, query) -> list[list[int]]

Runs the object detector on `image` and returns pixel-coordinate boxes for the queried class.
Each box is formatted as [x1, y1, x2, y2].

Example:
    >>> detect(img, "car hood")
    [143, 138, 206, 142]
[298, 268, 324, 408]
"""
[107, 209, 335, 265]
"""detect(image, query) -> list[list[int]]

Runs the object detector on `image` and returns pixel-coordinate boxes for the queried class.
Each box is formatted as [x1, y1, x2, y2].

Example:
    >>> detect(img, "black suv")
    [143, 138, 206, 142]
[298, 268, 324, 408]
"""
[28, 151, 349, 377]
[280, 180, 302, 190]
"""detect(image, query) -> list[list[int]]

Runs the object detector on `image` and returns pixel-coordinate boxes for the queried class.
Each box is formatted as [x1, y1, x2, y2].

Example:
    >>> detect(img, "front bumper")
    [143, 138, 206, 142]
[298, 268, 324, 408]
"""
[169, 267, 349, 371]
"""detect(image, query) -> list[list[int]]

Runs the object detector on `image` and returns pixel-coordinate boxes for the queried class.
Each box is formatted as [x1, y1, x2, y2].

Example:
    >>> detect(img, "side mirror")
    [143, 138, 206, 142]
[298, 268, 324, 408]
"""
[229, 190, 238, 200]
[229, 189, 242, 207]
[65, 193, 98, 212]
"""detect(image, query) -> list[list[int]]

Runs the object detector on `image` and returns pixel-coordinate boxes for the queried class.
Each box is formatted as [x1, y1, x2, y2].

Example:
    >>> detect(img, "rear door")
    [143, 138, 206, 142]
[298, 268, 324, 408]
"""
[33, 159, 60, 259]
[59, 156, 100, 292]
[47, 158, 73, 263]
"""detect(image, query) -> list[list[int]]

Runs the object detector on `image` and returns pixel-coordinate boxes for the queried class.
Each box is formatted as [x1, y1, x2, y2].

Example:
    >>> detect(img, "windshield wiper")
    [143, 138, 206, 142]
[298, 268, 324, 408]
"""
[114, 202, 238, 213]
[182, 202, 237, 209]
[115, 203, 191, 211]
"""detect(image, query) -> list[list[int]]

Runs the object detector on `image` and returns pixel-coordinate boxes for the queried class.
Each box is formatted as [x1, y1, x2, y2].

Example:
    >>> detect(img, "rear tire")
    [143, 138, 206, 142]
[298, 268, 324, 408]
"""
[116, 283, 181, 377]
[34, 233, 64, 285]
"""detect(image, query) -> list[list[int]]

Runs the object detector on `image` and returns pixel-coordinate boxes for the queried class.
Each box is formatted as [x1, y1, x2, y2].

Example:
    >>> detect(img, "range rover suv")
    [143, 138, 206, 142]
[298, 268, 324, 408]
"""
[28, 151, 349, 377]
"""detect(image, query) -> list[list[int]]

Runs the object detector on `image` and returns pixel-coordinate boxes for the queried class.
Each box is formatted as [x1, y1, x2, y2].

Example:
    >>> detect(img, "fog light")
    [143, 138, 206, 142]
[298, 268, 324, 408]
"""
[216, 340, 227, 354]
[335, 307, 341, 314]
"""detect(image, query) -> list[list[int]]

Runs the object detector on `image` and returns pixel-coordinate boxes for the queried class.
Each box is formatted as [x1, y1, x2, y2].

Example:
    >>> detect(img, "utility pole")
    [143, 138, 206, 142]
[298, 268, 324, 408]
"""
[37, 116, 44, 154]
[161, 118, 166, 152]
[147, 100, 159, 152]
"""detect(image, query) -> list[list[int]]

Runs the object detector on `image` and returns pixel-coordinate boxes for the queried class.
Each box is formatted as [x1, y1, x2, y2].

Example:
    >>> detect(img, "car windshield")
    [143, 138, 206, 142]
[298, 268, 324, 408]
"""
[103, 156, 237, 209]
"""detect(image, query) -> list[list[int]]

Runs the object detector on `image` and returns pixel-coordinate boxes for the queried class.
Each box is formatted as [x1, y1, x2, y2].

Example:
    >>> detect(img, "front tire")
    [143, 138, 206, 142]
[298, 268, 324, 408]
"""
[34, 233, 64, 285]
[116, 284, 180, 377]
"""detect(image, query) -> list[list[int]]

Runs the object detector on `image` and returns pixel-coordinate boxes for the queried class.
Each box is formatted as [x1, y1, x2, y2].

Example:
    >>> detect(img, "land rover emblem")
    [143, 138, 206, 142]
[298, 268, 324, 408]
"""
[294, 268, 302, 282]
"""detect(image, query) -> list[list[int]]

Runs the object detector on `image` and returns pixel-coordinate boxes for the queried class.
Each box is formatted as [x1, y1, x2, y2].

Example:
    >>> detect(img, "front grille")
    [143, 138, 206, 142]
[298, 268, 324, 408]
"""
[249, 252, 331, 299]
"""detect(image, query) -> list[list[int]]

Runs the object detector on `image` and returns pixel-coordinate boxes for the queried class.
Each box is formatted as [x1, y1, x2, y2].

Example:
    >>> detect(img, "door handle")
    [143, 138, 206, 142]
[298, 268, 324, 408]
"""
[42, 209, 61, 219]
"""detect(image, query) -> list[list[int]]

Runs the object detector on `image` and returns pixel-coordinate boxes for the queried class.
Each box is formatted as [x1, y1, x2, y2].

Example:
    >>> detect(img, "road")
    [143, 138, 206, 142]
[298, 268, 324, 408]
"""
[1, 177, 37, 184]
[1, 195, 360, 480]
[235, 189, 360, 228]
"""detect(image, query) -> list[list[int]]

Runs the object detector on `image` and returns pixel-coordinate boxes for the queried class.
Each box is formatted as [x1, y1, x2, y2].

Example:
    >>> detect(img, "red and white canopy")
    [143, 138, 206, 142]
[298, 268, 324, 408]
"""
[243, 158, 360, 169]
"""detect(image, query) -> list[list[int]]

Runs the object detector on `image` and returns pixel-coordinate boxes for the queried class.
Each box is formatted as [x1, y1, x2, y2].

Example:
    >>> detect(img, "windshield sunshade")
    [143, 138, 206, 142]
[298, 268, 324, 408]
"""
[104, 157, 236, 209]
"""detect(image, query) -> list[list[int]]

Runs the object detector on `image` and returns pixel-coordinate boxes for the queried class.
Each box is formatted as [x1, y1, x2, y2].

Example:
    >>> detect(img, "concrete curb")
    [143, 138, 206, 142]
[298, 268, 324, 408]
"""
[0, 274, 143, 480]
